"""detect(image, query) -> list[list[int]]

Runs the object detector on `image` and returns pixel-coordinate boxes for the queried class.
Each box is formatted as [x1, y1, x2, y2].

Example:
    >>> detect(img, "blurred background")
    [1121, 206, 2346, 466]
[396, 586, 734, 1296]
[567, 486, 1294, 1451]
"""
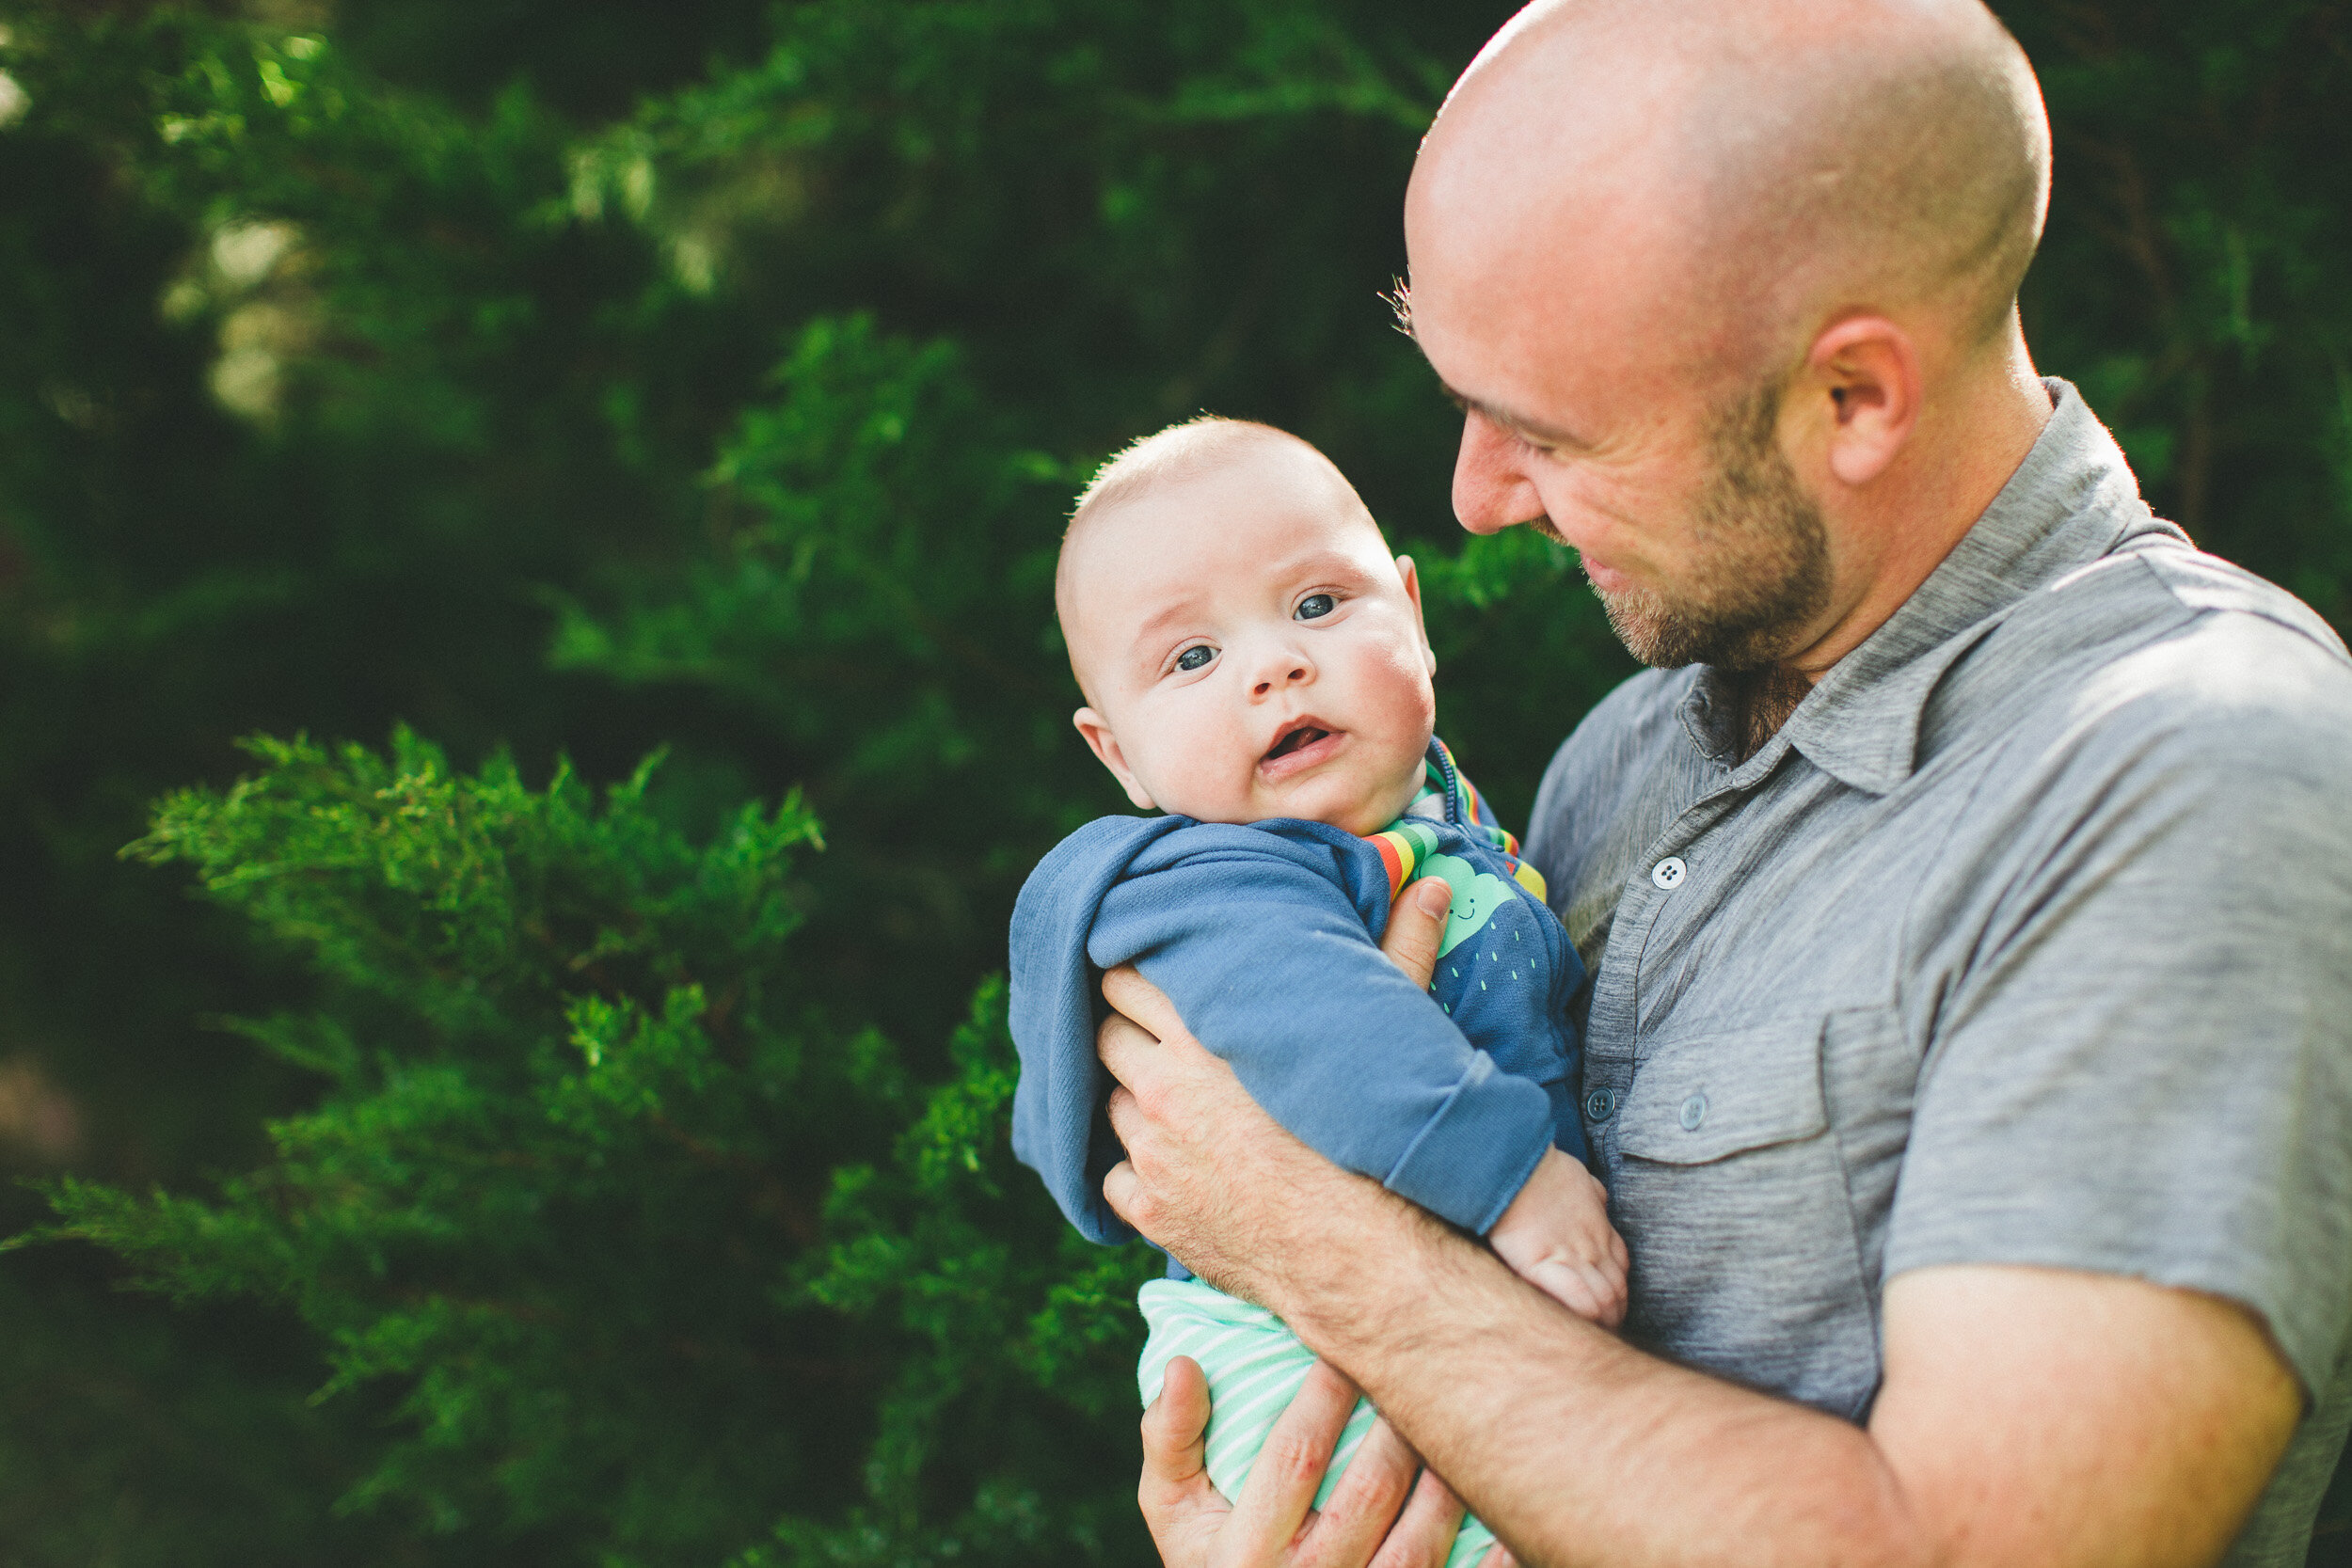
[0, 2, 2344, 1564]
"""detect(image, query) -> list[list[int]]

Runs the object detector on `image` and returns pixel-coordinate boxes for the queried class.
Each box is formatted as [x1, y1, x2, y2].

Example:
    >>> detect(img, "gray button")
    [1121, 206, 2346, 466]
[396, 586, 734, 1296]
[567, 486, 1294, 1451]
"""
[1583, 1087, 1618, 1122]
[1651, 856, 1688, 890]
[1679, 1092, 1708, 1131]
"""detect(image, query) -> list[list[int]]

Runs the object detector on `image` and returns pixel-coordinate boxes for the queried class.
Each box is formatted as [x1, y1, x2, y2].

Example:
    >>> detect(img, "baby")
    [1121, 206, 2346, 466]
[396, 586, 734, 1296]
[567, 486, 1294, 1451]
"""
[1009, 417, 1625, 1565]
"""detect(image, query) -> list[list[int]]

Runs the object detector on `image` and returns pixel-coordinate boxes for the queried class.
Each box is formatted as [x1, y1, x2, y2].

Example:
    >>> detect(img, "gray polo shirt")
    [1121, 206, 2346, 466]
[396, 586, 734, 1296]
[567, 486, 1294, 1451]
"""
[1523, 381, 2352, 1566]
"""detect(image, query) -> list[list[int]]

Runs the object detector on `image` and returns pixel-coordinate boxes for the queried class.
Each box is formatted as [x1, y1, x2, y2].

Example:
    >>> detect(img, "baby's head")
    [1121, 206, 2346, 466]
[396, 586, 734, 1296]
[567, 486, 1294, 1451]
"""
[1057, 418, 1437, 836]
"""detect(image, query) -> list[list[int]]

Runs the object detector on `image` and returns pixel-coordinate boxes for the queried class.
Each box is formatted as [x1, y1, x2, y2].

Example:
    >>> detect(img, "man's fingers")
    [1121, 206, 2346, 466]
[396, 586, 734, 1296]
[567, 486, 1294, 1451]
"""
[1298, 1416, 1420, 1566]
[1102, 963, 1186, 1043]
[1381, 877, 1453, 990]
[1102, 1153, 1142, 1227]
[1138, 1355, 1240, 1568]
[1097, 1007, 1164, 1088]
[1141, 1354, 1216, 1498]
[1367, 1464, 1470, 1568]
[1228, 1359, 1362, 1554]
[1476, 1544, 1517, 1567]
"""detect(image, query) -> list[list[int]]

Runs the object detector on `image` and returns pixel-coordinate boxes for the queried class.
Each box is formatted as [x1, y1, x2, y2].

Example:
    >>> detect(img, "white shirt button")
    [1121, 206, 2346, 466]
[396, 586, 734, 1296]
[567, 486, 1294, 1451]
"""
[1651, 856, 1688, 890]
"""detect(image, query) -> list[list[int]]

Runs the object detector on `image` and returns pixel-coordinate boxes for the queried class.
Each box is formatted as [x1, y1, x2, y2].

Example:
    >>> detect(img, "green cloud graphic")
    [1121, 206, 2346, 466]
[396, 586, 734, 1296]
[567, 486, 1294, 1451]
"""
[1419, 854, 1520, 958]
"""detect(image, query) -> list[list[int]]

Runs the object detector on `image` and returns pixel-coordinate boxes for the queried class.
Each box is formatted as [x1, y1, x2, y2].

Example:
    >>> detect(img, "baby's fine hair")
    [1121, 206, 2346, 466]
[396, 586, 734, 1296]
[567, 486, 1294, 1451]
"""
[1054, 416, 1377, 702]
[1068, 416, 1312, 533]
[1057, 416, 1366, 598]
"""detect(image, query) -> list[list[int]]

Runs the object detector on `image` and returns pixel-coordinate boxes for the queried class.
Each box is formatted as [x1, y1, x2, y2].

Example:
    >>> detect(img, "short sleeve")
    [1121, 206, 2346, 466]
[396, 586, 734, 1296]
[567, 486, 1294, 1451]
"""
[1885, 623, 2352, 1399]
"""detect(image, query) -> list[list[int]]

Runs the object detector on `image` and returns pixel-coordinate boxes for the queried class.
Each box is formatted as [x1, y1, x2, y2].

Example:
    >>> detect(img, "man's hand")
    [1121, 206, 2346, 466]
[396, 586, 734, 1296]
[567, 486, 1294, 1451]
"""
[1138, 1352, 1498, 1568]
[1119, 876, 1518, 1568]
[1378, 875, 1455, 990]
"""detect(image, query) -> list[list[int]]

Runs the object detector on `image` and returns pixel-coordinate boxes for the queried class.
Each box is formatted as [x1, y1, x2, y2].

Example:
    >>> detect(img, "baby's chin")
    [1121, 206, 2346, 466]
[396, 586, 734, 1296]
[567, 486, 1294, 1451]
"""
[1171, 753, 1425, 834]
[1295, 770, 1423, 834]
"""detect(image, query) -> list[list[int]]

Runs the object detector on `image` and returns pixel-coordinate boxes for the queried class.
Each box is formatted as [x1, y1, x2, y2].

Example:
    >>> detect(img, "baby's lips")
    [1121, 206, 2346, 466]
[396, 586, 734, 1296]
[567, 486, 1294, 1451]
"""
[1261, 714, 1334, 760]
[1257, 724, 1346, 781]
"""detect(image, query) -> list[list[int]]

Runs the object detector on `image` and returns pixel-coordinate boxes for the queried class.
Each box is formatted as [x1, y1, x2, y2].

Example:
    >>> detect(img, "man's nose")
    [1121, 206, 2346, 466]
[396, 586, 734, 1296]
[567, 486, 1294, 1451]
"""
[1248, 640, 1315, 699]
[1452, 411, 1549, 536]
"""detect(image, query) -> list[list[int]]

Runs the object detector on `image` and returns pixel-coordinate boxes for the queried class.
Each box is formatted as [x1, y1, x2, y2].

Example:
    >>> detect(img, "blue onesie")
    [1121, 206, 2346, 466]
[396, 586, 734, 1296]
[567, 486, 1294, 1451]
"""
[1009, 738, 1586, 1566]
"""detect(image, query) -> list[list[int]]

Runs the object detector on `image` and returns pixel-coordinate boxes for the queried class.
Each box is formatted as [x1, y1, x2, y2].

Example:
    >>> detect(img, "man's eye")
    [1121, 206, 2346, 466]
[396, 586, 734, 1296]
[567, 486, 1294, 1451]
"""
[1174, 645, 1216, 673]
[1295, 594, 1336, 621]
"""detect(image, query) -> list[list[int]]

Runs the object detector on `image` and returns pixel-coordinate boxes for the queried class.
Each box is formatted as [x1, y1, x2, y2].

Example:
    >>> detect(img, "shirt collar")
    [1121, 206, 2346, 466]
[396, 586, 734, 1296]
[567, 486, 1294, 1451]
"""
[1678, 378, 2186, 796]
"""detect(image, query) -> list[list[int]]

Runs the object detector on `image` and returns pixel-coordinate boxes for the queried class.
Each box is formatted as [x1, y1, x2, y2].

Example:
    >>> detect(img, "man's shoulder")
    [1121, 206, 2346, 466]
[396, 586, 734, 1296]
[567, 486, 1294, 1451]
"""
[2010, 531, 2347, 676]
[1956, 538, 2352, 777]
[2122, 537, 2349, 657]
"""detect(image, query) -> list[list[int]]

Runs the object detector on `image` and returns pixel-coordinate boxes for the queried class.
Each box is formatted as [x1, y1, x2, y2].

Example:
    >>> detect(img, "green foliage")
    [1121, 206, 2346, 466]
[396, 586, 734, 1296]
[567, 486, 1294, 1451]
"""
[766, 980, 1159, 1566]
[25, 733, 867, 1555]
[550, 312, 1088, 838]
[2002, 2, 2352, 623]
[22, 733, 1155, 1563]
[0, 0, 2344, 1562]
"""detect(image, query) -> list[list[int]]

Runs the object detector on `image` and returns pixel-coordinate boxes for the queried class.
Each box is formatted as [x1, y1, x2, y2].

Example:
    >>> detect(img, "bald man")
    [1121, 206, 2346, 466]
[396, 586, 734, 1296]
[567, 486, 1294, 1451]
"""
[1089, 3, 2352, 1566]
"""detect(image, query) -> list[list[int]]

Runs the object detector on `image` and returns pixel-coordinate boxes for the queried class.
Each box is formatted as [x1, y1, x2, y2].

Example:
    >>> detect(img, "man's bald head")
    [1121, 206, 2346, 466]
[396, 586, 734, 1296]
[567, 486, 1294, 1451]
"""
[1407, 0, 2050, 388]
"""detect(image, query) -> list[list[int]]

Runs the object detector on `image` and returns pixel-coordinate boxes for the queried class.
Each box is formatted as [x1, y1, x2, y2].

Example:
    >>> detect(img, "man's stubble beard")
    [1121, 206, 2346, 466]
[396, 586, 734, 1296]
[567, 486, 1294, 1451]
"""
[1579, 382, 1833, 673]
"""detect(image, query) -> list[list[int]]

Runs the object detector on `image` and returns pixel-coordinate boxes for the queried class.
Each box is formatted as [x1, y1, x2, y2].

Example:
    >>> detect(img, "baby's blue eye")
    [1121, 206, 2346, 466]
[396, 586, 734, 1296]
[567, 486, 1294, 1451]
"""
[1295, 594, 1336, 621]
[1175, 644, 1216, 673]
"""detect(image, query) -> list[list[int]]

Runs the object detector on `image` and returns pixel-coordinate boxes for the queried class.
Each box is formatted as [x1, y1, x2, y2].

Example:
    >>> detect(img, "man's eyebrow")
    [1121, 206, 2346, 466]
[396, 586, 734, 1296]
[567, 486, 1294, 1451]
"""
[1437, 382, 1594, 452]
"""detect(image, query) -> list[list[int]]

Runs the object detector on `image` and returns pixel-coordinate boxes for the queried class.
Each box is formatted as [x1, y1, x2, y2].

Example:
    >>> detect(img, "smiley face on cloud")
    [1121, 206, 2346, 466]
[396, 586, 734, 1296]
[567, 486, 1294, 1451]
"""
[1419, 853, 1519, 958]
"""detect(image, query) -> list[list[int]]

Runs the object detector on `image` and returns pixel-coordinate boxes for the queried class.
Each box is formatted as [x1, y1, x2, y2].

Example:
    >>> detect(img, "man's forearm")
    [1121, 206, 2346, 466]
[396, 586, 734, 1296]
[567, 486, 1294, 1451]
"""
[1254, 1169, 1925, 1568]
[1103, 957, 2297, 1568]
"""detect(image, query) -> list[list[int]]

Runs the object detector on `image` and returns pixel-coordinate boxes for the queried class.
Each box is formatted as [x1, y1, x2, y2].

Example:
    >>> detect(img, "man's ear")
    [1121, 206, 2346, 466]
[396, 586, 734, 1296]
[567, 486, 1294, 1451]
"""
[1803, 315, 1922, 487]
[1395, 554, 1438, 677]
[1073, 707, 1157, 811]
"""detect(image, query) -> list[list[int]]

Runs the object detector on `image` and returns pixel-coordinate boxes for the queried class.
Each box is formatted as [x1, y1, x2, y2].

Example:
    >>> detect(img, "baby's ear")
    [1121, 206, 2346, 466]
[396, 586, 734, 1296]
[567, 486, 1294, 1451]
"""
[1072, 708, 1157, 811]
[1396, 554, 1438, 677]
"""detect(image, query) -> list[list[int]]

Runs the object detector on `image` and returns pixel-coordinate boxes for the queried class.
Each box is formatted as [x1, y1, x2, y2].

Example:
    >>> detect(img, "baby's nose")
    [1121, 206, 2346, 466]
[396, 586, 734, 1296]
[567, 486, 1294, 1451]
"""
[1252, 663, 1311, 698]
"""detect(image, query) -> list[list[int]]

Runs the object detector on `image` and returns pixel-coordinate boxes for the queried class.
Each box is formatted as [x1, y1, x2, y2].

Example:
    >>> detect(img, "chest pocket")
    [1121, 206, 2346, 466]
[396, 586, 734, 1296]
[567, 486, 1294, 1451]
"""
[1614, 1016, 1826, 1163]
[1605, 1016, 1880, 1420]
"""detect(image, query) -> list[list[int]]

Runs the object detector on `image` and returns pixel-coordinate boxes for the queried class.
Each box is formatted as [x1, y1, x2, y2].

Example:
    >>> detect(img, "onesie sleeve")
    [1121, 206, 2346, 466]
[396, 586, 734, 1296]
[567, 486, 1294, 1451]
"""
[1009, 817, 1554, 1245]
[1009, 815, 1189, 1244]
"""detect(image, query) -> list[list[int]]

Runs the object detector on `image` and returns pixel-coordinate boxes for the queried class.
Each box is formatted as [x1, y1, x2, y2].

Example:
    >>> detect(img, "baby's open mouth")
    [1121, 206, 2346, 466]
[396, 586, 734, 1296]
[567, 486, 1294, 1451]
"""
[1263, 722, 1334, 763]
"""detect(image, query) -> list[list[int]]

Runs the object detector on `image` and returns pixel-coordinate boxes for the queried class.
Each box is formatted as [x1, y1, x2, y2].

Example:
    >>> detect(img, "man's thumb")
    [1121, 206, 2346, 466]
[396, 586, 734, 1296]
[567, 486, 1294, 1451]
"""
[1382, 876, 1451, 989]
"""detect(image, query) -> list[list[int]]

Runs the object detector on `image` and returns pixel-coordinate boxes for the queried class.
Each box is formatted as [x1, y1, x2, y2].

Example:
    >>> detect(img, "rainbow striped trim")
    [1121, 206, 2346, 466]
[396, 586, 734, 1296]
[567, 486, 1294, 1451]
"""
[1365, 743, 1549, 904]
[1430, 737, 1482, 823]
[1428, 738, 1524, 857]
[1365, 818, 1441, 901]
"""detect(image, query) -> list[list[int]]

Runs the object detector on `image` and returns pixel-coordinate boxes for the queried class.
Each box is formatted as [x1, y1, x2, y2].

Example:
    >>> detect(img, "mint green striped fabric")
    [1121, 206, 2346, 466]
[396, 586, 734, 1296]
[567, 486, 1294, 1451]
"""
[1137, 1278, 1498, 1567]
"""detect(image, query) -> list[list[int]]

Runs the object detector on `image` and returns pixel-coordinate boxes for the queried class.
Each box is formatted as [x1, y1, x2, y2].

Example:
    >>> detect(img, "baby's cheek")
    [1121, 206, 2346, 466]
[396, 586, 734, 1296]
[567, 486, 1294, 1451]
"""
[1366, 642, 1438, 734]
[1150, 710, 1261, 818]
